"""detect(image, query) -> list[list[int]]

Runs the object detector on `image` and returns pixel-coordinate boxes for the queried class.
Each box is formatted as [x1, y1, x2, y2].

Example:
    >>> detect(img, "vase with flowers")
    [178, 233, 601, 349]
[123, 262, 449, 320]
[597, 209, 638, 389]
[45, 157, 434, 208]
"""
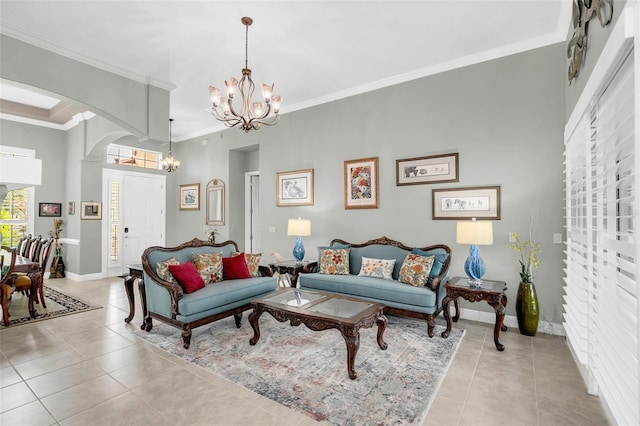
[509, 232, 542, 336]
[50, 219, 65, 278]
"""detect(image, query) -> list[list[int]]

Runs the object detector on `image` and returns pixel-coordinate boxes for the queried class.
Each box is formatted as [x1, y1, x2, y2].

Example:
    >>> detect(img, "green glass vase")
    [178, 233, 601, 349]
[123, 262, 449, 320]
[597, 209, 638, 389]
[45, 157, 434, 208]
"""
[516, 281, 539, 336]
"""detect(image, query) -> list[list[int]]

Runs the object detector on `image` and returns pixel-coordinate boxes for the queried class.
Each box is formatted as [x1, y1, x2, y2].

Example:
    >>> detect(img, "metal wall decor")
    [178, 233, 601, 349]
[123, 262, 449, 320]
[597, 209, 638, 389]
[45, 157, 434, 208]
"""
[567, 0, 613, 84]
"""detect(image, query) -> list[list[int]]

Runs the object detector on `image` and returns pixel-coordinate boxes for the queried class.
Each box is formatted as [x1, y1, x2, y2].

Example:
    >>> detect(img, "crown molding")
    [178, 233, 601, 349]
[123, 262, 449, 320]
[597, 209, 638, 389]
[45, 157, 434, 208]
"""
[0, 25, 175, 91]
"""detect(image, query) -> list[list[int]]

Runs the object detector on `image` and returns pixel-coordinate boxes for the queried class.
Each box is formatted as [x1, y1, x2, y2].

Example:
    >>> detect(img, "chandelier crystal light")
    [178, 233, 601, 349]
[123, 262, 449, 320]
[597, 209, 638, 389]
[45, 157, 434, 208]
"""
[208, 17, 282, 132]
[161, 118, 180, 172]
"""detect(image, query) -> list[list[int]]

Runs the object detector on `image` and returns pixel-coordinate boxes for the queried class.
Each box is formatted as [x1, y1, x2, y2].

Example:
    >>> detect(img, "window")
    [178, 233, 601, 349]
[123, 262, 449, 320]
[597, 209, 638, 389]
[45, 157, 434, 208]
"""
[106, 144, 161, 170]
[564, 49, 637, 425]
[0, 146, 35, 247]
[109, 181, 120, 262]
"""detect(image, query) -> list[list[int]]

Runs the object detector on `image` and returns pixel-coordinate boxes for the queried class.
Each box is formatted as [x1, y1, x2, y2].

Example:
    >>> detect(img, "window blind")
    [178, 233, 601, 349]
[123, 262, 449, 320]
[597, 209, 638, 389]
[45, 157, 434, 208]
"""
[564, 49, 638, 425]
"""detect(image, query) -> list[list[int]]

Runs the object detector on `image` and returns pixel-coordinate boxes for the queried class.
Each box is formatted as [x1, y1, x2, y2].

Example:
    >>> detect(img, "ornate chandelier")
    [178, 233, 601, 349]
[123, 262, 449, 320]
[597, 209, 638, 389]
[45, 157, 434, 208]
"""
[208, 17, 282, 132]
[161, 118, 180, 172]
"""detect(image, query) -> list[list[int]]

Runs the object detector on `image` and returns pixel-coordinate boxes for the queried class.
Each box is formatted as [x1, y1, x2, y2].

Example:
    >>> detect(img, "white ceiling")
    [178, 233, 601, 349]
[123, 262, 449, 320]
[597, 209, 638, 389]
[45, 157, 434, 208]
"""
[0, 1, 571, 142]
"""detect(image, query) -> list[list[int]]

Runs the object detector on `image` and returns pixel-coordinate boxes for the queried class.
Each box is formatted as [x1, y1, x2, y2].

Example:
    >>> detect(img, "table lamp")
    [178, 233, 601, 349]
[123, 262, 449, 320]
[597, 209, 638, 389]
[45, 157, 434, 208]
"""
[287, 218, 311, 263]
[456, 218, 493, 286]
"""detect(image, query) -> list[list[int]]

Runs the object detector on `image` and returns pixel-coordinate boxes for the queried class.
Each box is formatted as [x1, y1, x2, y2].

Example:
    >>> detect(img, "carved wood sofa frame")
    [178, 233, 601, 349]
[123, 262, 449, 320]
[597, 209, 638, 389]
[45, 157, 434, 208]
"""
[140, 238, 274, 348]
[301, 236, 452, 337]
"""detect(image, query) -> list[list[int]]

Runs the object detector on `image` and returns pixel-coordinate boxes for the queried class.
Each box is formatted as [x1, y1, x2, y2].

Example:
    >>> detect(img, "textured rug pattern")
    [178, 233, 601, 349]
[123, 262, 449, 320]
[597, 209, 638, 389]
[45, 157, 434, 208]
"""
[1, 286, 101, 328]
[135, 314, 464, 425]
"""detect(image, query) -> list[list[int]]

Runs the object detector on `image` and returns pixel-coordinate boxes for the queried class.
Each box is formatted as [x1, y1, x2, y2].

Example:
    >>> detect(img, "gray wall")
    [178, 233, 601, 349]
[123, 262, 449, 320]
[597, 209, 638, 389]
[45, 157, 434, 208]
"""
[0, 120, 66, 271]
[176, 42, 567, 324]
[0, 34, 170, 141]
[565, 0, 627, 119]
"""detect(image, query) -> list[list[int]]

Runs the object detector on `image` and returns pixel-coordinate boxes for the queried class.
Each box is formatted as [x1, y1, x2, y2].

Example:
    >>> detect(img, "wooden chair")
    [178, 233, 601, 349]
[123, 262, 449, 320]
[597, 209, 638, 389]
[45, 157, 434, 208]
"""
[0, 245, 41, 326]
[18, 234, 32, 257]
[27, 235, 42, 262]
[13, 236, 52, 308]
[1, 246, 17, 326]
[34, 237, 53, 306]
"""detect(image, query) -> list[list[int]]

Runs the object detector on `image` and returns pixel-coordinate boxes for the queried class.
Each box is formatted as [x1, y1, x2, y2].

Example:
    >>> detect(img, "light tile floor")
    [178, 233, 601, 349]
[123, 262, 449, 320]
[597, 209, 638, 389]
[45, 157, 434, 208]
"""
[0, 277, 609, 426]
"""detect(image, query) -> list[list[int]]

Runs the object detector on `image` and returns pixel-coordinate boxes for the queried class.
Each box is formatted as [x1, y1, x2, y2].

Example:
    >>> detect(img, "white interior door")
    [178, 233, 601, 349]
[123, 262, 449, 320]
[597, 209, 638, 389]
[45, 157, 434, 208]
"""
[123, 173, 165, 269]
[104, 169, 165, 276]
[245, 172, 260, 253]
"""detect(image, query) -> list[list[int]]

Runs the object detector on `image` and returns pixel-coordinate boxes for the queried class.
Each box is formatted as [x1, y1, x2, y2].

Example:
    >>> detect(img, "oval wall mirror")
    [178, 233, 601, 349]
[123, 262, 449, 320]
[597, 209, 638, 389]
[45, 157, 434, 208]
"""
[206, 179, 225, 226]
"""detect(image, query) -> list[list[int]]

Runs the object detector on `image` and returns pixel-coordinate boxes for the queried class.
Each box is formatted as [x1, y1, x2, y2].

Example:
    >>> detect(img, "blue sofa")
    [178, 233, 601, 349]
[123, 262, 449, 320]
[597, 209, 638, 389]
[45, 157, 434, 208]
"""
[141, 238, 277, 348]
[299, 236, 451, 337]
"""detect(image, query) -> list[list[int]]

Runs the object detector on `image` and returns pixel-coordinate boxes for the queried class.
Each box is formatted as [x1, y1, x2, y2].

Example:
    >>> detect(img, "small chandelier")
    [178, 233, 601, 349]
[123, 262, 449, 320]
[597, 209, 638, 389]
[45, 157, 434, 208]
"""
[208, 17, 282, 132]
[161, 118, 180, 172]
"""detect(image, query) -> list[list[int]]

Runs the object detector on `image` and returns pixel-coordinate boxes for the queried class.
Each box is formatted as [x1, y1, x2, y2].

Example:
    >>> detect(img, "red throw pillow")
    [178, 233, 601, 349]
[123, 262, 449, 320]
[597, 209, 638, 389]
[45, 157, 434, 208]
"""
[222, 253, 252, 280]
[168, 262, 206, 293]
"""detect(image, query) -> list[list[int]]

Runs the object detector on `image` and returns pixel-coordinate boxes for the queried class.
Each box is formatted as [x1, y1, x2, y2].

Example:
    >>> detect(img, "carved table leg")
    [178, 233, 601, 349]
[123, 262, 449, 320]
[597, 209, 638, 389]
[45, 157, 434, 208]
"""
[26, 270, 40, 318]
[123, 275, 136, 323]
[491, 295, 506, 352]
[501, 294, 508, 332]
[452, 298, 460, 322]
[249, 306, 264, 345]
[376, 315, 388, 350]
[441, 296, 453, 338]
[341, 325, 361, 380]
[138, 277, 151, 331]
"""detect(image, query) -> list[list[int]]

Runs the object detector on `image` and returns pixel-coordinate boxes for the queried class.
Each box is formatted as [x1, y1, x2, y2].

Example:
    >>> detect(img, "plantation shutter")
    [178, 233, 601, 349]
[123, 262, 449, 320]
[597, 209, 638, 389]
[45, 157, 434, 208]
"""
[564, 48, 638, 426]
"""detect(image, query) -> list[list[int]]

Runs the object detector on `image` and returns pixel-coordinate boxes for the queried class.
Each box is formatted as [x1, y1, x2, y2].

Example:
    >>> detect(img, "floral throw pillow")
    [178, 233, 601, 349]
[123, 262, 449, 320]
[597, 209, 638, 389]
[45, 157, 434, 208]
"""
[231, 251, 262, 277]
[155, 257, 180, 284]
[318, 248, 351, 275]
[191, 252, 223, 283]
[358, 257, 396, 280]
[398, 254, 435, 287]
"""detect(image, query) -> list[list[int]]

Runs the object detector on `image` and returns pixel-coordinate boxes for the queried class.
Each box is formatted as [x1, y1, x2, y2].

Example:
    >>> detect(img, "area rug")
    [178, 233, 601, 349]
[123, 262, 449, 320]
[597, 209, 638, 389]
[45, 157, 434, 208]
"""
[135, 314, 464, 425]
[1, 286, 101, 328]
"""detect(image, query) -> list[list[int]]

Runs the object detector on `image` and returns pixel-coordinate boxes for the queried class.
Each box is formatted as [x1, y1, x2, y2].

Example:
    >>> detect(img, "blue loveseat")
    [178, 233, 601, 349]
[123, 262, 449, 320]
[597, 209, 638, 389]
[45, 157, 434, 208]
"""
[299, 236, 451, 337]
[141, 238, 277, 348]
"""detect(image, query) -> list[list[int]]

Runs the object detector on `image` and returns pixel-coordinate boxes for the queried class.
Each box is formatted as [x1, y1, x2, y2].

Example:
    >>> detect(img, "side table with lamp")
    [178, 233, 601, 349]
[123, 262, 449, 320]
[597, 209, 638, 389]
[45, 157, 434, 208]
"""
[440, 218, 509, 351]
[273, 218, 312, 287]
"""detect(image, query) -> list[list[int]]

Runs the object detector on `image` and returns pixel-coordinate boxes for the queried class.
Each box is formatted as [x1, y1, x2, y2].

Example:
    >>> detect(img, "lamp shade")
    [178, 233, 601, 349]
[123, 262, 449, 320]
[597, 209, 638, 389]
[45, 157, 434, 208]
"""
[456, 220, 494, 245]
[287, 218, 311, 236]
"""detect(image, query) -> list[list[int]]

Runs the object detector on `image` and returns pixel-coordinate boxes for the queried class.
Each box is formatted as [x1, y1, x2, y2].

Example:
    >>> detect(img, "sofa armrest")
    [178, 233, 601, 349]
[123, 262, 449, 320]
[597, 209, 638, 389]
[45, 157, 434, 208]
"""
[258, 265, 273, 277]
[302, 262, 317, 273]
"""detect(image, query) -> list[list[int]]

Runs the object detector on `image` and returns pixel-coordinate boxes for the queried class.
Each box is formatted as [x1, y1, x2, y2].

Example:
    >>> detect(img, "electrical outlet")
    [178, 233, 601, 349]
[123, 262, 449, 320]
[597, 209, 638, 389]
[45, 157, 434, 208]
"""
[553, 233, 562, 244]
[508, 232, 517, 243]
[269, 226, 276, 233]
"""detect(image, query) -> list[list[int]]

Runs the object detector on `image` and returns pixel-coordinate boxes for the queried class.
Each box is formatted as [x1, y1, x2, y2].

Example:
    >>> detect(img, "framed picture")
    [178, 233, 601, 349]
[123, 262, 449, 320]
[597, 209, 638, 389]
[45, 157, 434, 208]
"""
[81, 201, 102, 220]
[344, 156, 379, 209]
[39, 202, 62, 217]
[396, 153, 459, 186]
[432, 186, 501, 220]
[68, 201, 75, 215]
[179, 183, 200, 210]
[276, 168, 314, 207]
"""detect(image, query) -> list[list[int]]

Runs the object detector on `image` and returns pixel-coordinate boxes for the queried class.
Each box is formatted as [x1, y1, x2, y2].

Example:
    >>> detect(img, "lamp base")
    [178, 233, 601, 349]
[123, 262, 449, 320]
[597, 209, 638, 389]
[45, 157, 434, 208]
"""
[464, 244, 486, 287]
[292, 236, 305, 263]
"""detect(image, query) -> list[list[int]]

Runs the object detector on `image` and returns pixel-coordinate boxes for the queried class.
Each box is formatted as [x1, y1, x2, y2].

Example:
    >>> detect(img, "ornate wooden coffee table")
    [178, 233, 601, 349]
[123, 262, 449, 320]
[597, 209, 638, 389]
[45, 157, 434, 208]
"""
[249, 288, 388, 379]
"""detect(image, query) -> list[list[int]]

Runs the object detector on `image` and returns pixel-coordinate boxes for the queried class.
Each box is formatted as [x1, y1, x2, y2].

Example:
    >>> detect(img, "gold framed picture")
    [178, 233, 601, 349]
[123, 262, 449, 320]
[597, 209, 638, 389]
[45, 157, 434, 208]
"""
[179, 183, 200, 210]
[276, 169, 314, 207]
[344, 157, 379, 209]
[81, 201, 102, 220]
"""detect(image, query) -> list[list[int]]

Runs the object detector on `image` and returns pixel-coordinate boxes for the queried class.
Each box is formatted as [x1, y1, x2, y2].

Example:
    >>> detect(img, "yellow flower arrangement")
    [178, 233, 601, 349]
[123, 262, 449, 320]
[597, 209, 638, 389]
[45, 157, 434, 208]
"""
[508, 233, 542, 283]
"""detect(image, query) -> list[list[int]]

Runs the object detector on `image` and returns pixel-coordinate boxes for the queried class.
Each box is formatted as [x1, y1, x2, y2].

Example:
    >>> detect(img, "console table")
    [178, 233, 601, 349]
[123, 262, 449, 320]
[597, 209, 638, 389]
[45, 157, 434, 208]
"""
[441, 276, 508, 351]
[123, 264, 143, 323]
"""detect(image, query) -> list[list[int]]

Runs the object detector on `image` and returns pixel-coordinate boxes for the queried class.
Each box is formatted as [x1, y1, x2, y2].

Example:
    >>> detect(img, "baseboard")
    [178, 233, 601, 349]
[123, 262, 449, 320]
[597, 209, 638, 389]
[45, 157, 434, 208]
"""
[62, 271, 105, 282]
[455, 306, 566, 337]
